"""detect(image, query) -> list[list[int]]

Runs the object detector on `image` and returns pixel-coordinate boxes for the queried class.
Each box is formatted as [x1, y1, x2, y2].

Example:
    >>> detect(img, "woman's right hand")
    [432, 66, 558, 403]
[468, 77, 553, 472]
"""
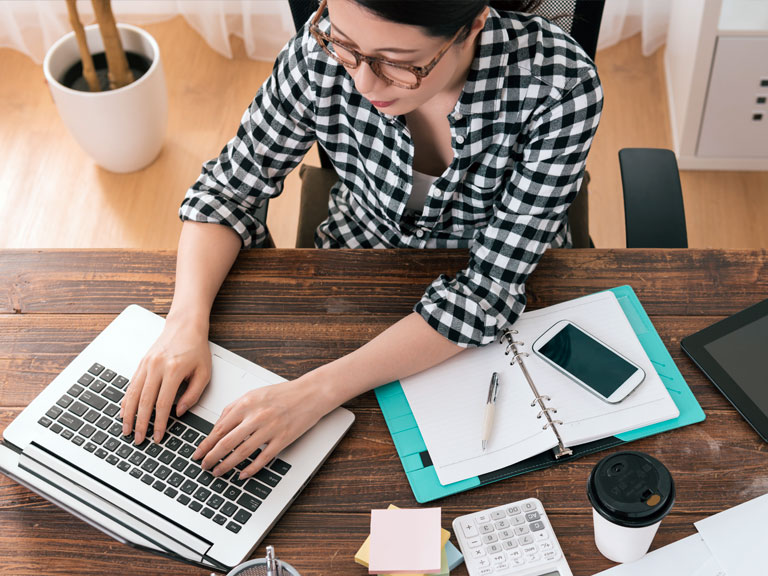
[120, 313, 212, 445]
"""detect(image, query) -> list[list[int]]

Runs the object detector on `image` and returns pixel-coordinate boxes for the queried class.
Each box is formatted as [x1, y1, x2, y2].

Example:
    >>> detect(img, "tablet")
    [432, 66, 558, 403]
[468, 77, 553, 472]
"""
[681, 298, 768, 442]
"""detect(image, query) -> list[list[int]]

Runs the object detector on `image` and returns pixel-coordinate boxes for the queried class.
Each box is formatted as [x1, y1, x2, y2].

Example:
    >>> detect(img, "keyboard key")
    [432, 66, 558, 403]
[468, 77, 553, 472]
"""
[117, 461, 131, 472]
[69, 402, 88, 417]
[80, 390, 107, 411]
[230, 473, 247, 487]
[201, 507, 214, 519]
[181, 429, 199, 444]
[92, 431, 108, 445]
[177, 494, 191, 506]
[80, 424, 96, 438]
[164, 487, 178, 499]
[178, 443, 195, 459]
[170, 457, 187, 474]
[168, 421, 186, 436]
[58, 412, 84, 432]
[120, 432, 135, 444]
[159, 450, 175, 464]
[95, 448, 108, 459]
[104, 438, 120, 452]
[208, 495, 224, 510]
[72, 435, 85, 446]
[221, 502, 238, 517]
[141, 473, 154, 485]
[223, 486, 242, 502]
[117, 445, 133, 459]
[103, 404, 120, 418]
[57, 395, 74, 409]
[106, 454, 119, 465]
[180, 480, 197, 495]
[84, 442, 97, 453]
[194, 487, 212, 502]
[61, 429, 74, 440]
[134, 438, 151, 452]
[236, 493, 262, 512]
[141, 459, 159, 473]
[38, 416, 52, 428]
[213, 514, 227, 526]
[89, 379, 106, 393]
[78, 373, 95, 386]
[113, 376, 129, 389]
[166, 437, 183, 452]
[46, 406, 63, 419]
[226, 522, 241, 534]
[102, 386, 123, 403]
[129, 452, 146, 466]
[88, 363, 105, 376]
[154, 465, 171, 480]
[211, 479, 228, 494]
[50, 423, 63, 434]
[83, 409, 100, 423]
[130, 468, 143, 479]
[101, 369, 117, 382]
[108, 423, 123, 437]
[184, 463, 202, 479]
[270, 458, 291, 475]
[168, 472, 184, 487]
[68, 384, 85, 397]
[177, 411, 214, 435]
[197, 471, 214, 486]
[95, 416, 112, 430]
[152, 480, 166, 492]
[189, 501, 203, 512]
[255, 468, 282, 487]
[244, 479, 271, 500]
[234, 509, 252, 525]
[146, 443, 163, 458]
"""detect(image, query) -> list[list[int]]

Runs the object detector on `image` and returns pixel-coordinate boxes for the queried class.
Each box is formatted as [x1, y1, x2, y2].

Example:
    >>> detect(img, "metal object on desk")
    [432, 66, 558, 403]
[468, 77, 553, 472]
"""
[224, 546, 302, 576]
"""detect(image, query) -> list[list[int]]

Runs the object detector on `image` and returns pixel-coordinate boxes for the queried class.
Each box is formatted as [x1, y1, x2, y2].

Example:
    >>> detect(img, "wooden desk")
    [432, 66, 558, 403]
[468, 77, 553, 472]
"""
[1, 249, 766, 575]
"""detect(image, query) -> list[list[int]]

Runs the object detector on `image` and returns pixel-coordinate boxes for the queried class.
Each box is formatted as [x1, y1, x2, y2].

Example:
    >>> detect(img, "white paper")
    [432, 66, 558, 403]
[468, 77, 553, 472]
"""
[401, 291, 680, 485]
[694, 493, 768, 576]
[591, 534, 724, 576]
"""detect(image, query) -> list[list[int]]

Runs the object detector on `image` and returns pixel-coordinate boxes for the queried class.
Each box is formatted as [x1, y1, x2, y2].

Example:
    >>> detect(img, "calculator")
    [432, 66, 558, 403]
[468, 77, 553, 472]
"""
[452, 497, 573, 576]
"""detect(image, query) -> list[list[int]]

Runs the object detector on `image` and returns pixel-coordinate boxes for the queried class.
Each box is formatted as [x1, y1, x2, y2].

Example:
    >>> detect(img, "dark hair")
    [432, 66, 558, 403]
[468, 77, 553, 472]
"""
[351, 1, 544, 39]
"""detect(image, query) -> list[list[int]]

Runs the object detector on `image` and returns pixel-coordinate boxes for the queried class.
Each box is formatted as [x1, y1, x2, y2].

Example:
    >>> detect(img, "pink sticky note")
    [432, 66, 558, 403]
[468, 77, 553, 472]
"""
[368, 507, 442, 574]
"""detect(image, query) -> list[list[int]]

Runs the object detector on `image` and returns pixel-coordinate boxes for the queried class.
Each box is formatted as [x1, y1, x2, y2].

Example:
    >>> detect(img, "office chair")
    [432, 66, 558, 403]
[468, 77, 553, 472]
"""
[284, 0, 688, 249]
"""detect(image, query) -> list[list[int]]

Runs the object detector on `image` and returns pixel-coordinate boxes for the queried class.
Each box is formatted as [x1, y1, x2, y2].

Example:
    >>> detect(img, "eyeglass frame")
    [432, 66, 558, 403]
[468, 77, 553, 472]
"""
[309, 0, 467, 90]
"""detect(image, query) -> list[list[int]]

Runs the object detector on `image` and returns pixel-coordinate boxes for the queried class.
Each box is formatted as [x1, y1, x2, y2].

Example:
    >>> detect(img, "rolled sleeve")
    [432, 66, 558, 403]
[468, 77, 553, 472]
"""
[179, 25, 318, 248]
[415, 71, 603, 347]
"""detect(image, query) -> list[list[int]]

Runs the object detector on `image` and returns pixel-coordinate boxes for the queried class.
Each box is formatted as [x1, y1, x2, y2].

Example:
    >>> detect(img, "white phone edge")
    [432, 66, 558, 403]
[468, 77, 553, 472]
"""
[531, 319, 646, 404]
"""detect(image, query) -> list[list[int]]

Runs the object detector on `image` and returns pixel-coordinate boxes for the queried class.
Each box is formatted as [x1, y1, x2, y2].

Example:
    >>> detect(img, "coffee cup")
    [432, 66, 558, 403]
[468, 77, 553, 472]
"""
[587, 451, 675, 563]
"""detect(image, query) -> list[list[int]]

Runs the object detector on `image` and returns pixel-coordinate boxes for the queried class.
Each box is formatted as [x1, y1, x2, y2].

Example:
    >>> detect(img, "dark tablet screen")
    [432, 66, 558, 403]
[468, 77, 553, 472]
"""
[704, 315, 768, 416]
[682, 298, 768, 442]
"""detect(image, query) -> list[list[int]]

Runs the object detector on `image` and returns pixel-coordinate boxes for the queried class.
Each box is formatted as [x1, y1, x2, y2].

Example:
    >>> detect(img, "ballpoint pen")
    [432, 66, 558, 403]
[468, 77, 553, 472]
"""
[481, 372, 500, 451]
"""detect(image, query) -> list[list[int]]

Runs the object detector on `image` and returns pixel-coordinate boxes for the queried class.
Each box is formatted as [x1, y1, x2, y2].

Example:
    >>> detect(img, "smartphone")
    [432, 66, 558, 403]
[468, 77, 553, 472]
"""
[532, 320, 646, 403]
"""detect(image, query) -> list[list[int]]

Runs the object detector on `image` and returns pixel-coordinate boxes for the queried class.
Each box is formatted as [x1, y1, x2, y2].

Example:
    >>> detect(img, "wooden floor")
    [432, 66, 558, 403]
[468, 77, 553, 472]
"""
[1, 16, 766, 250]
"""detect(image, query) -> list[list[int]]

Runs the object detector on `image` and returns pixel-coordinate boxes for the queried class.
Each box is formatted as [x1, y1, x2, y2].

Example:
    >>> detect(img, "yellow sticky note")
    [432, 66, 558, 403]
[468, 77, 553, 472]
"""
[354, 505, 450, 575]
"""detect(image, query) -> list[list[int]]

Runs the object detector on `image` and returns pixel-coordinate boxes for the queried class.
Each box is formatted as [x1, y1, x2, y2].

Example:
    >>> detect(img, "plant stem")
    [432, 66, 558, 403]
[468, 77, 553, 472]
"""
[65, 0, 100, 92]
[91, 0, 134, 90]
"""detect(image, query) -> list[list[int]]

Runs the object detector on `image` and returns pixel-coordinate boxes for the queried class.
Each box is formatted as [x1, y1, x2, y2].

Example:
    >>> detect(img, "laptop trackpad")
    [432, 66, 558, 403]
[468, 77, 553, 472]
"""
[191, 353, 276, 422]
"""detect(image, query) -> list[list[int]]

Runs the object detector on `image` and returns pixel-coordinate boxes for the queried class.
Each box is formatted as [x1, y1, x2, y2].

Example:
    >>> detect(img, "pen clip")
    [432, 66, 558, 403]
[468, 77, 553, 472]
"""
[486, 372, 500, 404]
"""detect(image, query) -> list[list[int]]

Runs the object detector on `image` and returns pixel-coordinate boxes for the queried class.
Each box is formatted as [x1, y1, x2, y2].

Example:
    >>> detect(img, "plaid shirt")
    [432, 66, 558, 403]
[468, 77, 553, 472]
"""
[180, 8, 603, 347]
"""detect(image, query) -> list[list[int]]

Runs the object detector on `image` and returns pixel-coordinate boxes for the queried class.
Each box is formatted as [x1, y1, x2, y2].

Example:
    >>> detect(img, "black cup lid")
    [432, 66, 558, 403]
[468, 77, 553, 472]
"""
[587, 451, 675, 528]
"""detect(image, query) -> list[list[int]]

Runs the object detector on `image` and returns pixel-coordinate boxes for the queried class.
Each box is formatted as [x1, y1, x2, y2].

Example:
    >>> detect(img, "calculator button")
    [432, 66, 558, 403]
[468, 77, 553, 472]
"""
[471, 548, 486, 559]
[482, 534, 498, 544]
[519, 535, 534, 546]
[525, 511, 541, 522]
[494, 519, 510, 530]
[467, 537, 482, 548]
[479, 523, 495, 534]
[476, 513, 491, 524]
[477, 558, 490, 568]
[522, 501, 537, 512]
[502, 539, 518, 549]
[498, 529, 514, 540]
[539, 541, 555, 552]
[530, 520, 546, 531]
[508, 549, 523, 561]
[461, 521, 479, 538]
[486, 544, 502, 554]
[495, 562, 510, 571]
[535, 530, 549, 541]
[491, 510, 506, 520]
[490, 553, 505, 564]
[522, 544, 538, 555]
[506, 506, 521, 515]
[479, 567, 493, 575]
[544, 549, 560, 562]
[514, 525, 530, 536]
[511, 514, 525, 526]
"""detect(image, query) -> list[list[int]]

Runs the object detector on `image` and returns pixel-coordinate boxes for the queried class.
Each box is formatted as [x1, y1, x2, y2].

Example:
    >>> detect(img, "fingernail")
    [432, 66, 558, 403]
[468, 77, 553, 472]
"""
[177, 403, 187, 415]
[239, 472, 250, 480]
[192, 450, 200, 460]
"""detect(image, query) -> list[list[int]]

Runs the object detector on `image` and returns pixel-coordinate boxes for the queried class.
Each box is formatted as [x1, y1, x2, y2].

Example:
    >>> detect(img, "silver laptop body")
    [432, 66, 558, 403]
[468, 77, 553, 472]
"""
[0, 305, 354, 570]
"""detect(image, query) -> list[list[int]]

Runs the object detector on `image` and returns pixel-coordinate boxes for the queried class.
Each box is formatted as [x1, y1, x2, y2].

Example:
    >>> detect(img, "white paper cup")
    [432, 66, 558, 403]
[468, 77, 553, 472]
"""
[587, 451, 675, 564]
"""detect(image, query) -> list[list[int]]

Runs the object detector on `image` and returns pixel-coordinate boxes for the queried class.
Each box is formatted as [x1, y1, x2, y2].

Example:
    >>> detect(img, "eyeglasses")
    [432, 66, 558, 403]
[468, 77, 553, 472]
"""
[309, 0, 465, 90]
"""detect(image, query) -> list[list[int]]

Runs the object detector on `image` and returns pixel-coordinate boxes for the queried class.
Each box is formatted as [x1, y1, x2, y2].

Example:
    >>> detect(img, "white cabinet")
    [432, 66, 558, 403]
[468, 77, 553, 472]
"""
[665, 0, 768, 170]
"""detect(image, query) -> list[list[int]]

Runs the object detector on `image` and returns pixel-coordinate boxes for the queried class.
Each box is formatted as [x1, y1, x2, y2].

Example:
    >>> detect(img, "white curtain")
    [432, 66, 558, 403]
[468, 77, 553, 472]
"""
[0, 0, 672, 66]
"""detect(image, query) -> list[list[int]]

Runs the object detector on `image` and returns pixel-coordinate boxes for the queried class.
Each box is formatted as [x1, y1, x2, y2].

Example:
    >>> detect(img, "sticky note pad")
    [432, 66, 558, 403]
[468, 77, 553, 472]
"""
[369, 507, 442, 574]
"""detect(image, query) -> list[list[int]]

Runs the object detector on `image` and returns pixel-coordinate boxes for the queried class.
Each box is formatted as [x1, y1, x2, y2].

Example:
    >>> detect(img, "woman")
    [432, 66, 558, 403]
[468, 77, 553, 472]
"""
[120, 0, 603, 481]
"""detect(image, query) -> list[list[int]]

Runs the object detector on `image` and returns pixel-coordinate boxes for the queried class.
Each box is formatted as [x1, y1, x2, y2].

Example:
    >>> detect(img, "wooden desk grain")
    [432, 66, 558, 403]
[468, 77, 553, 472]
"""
[1, 249, 766, 575]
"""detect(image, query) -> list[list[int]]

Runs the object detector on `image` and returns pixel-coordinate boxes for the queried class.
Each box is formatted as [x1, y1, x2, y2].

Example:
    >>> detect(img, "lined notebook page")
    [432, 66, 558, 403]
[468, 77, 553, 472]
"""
[401, 291, 679, 486]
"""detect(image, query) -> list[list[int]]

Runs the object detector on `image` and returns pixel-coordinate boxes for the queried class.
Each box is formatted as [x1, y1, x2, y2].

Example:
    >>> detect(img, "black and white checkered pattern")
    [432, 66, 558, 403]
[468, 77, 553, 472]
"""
[180, 7, 603, 347]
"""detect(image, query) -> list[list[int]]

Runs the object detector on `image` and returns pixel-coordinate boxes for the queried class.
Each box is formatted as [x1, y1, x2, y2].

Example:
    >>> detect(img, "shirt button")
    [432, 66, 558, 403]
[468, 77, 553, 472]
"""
[415, 229, 424, 238]
[433, 190, 442, 198]
[456, 134, 465, 144]
[454, 112, 463, 121]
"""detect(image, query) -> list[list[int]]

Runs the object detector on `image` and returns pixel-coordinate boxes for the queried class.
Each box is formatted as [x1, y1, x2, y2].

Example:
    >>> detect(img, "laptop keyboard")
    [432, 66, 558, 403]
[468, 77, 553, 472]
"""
[36, 362, 292, 534]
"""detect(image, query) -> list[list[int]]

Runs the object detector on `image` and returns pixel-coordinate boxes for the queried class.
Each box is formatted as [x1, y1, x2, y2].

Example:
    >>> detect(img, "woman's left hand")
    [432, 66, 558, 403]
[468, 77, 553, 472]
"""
[192, 377, 329, 479]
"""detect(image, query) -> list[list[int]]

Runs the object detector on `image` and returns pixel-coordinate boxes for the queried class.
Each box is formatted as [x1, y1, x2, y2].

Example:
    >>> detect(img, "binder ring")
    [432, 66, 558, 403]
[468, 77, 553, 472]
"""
[530, 395, 551, 407]
[536, 407, 558, 419]
[504, 341, 525, 355]
[499, 329, 519, 345]
[509, 352, 529, 365]
[542, 420, 564, 430]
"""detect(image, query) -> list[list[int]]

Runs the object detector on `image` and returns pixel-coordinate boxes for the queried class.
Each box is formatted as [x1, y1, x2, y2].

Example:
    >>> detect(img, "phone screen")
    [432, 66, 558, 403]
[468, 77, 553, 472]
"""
[538, 324, 638, 397]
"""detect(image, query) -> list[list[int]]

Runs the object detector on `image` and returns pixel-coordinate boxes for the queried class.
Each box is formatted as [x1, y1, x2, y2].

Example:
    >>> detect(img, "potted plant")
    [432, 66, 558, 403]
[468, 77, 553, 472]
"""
[43, 0, 167, 173]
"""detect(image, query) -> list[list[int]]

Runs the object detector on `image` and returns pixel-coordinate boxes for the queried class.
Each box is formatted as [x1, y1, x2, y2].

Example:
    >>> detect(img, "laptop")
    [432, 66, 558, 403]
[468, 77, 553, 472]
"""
[0, 305, 355, 571]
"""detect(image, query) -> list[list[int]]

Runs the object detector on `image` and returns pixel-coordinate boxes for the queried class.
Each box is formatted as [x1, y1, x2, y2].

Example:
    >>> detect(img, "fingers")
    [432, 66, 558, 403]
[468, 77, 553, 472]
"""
[121, 360, 147, 436]
[175, 364, 210, 418]
[133, 364, 163, 444]
[239, 442, 280, 480]
[152, 361, 193, 443]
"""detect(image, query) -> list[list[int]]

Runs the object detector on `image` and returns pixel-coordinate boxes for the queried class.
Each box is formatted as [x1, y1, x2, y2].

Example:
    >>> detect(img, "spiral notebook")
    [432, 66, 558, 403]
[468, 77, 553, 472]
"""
[375, 286, 705, 501]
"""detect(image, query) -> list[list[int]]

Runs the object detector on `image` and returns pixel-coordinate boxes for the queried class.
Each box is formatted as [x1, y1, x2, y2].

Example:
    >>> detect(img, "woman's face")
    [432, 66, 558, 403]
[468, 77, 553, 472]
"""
[326, 0, 485, 116]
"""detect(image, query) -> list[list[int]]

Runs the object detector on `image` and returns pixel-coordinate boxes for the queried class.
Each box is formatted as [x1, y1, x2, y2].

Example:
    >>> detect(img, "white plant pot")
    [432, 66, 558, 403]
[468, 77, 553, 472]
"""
[43, 23, 167, 173]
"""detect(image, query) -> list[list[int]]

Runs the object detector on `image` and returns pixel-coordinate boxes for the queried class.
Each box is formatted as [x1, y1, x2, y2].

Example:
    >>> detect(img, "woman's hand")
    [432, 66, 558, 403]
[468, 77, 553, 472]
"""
[193, 377, 328, 480]
[121, 314, 212, 444]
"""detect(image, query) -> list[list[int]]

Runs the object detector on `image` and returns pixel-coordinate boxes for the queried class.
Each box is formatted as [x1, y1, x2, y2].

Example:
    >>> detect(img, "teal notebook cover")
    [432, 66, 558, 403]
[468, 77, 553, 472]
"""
[374, 285, 705, 503]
